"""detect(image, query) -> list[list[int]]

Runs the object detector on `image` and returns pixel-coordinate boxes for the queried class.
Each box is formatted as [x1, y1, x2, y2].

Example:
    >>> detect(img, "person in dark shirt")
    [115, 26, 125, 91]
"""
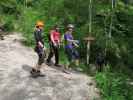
[31, 21, 45, 76]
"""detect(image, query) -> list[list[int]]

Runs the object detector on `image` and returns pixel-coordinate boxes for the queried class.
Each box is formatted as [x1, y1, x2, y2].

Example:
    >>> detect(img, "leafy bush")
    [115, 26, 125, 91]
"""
[0, 15, 16, 31]
[95, 65, 133, 100]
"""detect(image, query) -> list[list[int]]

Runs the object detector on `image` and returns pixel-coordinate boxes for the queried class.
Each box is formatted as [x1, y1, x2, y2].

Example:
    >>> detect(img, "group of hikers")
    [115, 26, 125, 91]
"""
[30, 21, 80, 76]
[30, 20, 106, 77]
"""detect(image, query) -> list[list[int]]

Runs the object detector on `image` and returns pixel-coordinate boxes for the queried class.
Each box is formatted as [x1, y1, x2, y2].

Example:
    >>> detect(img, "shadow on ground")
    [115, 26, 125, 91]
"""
[22, 64, 33, 72]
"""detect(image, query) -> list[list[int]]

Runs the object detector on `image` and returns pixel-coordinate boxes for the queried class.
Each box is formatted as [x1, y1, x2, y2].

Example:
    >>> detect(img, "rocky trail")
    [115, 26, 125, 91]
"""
[0, 33, 100, 100]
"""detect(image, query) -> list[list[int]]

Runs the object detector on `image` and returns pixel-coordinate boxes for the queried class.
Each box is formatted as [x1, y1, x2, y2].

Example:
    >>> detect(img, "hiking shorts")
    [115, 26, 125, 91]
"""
[34, 46, 45, 65]
[65, 48, 79, 62]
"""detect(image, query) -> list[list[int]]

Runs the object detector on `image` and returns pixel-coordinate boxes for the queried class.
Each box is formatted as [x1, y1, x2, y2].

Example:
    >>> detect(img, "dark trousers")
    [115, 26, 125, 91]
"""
[96, 61, 104, 72]
[47, 43, 59, 65]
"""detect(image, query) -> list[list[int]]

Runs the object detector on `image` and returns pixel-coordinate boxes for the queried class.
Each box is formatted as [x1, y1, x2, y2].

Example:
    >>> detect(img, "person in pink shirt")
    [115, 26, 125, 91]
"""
[46, 25, 61, 66]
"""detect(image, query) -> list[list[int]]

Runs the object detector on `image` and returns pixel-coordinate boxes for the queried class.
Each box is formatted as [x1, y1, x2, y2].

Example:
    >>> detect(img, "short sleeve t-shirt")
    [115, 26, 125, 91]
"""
[64, 33, 73, 49]
[34, 29, 44, 45]
[50, 30, 60, 42]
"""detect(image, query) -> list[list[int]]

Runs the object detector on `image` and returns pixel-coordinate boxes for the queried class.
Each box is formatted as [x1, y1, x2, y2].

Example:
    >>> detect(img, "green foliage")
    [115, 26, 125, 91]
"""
[0, 0, 22, 31]
[59, 47, 69, 65]
[0, 15, 16, 31]
[95, 65, 133, 100]
[0, 1, 133, 99]
[20, 8, 41, 46]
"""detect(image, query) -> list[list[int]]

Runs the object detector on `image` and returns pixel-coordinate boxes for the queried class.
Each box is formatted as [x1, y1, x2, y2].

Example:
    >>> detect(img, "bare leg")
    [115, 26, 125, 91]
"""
[75, 59, 79, 66]
[36, 64, 42, 71]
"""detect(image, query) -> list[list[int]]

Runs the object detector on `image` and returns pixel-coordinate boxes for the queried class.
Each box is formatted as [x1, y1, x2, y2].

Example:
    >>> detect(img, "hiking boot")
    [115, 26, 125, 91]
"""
[45, 60, 52, 66]
[46, 62, 52, 66]
[36, 70, 41, 74]
[30, 68, 41, 75]
[30, 68, 37, 74]
[30, 69, 45, 78]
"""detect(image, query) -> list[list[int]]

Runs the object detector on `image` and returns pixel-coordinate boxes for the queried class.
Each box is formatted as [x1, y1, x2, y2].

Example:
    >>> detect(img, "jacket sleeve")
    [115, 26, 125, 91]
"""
[34, 30, 42, 43]
[50, 31, 55, 44]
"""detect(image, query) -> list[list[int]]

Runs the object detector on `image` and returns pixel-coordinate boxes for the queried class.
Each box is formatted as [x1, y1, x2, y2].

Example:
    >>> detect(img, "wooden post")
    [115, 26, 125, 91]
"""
[86, 0, 92, 65]
[84, 37, 95, 65]
[87, 41, 90, 65]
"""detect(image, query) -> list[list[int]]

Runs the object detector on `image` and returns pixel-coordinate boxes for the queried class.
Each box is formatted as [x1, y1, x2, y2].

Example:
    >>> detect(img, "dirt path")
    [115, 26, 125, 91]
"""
[0, 33, 100, 100]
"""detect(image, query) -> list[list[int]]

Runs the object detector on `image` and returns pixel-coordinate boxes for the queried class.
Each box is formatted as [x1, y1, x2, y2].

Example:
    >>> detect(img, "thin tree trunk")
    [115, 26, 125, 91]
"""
[109, 0, 115, 38]
[87, 0, 92, 65]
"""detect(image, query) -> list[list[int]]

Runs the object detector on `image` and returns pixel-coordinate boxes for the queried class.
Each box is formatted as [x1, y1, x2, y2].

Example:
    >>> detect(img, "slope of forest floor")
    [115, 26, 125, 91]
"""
[0, 33, 100, 100]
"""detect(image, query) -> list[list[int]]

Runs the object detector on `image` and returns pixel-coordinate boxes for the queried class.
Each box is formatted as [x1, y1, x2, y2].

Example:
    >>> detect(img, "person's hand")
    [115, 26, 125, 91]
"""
[72, 40, 79, 47]
[58, 43, 61, 48]
[53, 43, 57, 47]
[43, 45, 47, 51]
[38, 41, 43, 48]
[73, 42, 79, 48]
[74, 40, 79, 44]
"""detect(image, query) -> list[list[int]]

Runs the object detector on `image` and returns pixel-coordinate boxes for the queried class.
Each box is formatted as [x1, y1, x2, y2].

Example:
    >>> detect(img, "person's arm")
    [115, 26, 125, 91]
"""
[65, 36, 78, 44]
[58, 32, 61, 44]
[50, 31, 56, 46]
[72, 42, 79, 47]
[34, 30, 43, 47]
[67, 38, 78, 43]
[38, 41, 43, 47]
[64, 33, 72, 42]
[58, 33, 61, 48]
[34, 30, 40, 42]
[65, 34, 79, 47]
[65, 33, 78, 43]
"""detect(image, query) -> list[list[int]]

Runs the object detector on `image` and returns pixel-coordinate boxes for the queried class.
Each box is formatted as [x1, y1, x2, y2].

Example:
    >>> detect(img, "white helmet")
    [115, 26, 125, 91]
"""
[67, 24, 74, 29]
